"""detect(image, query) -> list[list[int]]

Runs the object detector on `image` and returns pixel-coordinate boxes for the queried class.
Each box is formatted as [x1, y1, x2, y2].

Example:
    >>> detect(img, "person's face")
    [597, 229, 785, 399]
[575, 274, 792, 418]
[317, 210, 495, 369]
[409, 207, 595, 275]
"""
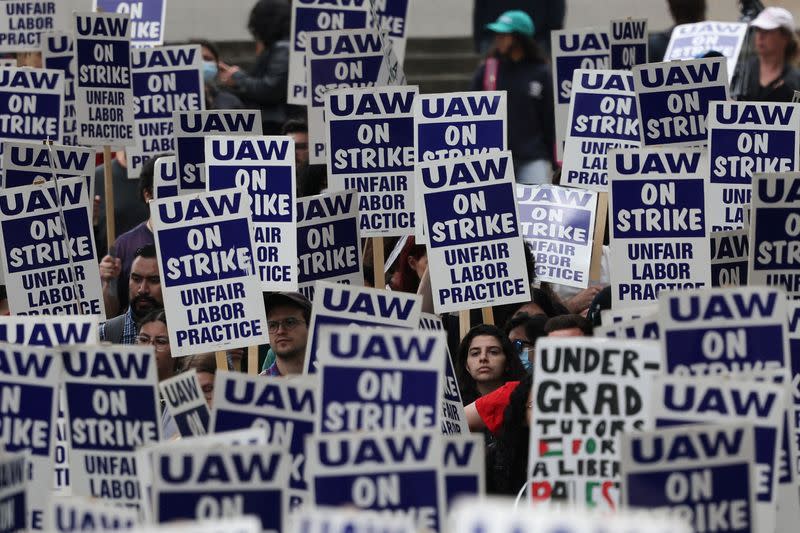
[137, 320, 172, 380]
[755, 28, 789, 57]
[288, 131, 309, 169]
[465, 335, 507, 384]
[494, 33, 515, 56]
[197, 371, 215, 408]
[267, 305, 308, 359]
[129, 257, 162, 318]
[508, 325, 530, 346]
[408, 253, 428, 279]
[548, 327, 585, 338]
[200, 45, 216, 64]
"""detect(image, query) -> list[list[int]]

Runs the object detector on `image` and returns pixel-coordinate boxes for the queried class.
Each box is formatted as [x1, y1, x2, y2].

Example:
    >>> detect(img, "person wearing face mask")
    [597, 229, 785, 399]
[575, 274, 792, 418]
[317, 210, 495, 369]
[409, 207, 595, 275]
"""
[190, 39, 243, 110]
[471, 10, 555, 185]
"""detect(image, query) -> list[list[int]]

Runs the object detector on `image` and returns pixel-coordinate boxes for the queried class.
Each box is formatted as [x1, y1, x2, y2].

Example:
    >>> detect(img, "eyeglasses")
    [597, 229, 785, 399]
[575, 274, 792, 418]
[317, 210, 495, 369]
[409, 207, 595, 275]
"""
[135, 334, 170, 352]
[267, 317, 305, 333]
[512, 339, 533, 354]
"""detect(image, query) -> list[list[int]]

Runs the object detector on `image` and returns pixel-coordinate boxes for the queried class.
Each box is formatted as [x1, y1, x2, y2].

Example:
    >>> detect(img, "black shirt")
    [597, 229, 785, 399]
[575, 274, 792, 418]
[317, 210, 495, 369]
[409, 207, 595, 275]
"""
[738, 57, 800, 102]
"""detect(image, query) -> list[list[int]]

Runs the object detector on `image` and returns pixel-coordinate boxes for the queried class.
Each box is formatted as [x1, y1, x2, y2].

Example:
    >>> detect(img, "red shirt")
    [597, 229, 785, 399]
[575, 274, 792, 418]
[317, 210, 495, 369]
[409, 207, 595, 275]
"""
[475, 380, 520, 435]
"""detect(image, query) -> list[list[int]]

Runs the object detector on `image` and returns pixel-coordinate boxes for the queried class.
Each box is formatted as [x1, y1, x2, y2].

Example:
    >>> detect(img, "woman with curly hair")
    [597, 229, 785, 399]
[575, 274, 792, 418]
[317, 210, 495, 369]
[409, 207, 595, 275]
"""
[455, 324, 527, 405]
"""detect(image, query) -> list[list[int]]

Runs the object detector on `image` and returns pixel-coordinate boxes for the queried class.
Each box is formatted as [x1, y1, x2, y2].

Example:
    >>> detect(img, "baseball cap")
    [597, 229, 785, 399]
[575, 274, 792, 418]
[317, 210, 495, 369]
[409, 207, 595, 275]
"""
[751, 6, 795, 32]
[486, 10, 535, 37]
[263, 292, 311, 316]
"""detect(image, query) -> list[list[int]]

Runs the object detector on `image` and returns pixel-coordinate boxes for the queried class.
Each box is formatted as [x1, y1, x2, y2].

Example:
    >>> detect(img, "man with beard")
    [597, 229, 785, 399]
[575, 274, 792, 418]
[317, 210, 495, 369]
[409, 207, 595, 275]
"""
[100, 245, 163, 344]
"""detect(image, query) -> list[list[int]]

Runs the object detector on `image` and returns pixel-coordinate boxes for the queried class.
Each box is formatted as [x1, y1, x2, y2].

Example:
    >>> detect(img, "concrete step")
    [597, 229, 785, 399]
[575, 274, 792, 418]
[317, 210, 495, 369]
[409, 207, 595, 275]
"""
[406, 37, 475, 55]
[407, 73, 474, 94]
[404, 52, 481, 77]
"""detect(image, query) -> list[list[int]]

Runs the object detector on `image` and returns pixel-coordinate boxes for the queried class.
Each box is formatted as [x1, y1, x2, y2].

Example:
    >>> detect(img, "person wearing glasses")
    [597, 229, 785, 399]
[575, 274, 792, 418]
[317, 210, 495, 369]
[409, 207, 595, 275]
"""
[135, 309, 177, 383]
[455, 324, 527, 405]
[260, 292, 312, 377]
[504, 313, 548, 374]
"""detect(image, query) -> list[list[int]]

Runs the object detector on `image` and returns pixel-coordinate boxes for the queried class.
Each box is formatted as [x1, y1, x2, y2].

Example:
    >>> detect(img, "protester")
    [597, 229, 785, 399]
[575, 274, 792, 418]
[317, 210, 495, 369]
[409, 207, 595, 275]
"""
[471, 10, 555, 184]
[135, 309, 177, 383]
[94, 150, 149, 257]
[98, 156, 160, 318]
[390, 237, 427, 293]
[218, 0, 296, 134]
[192, 39, 244, 109]
[282, 118, 312, 195]
[648, 0, 706, 62]
[99, 245, 163, 344]
[456, 324, 527, 405]
[472, 0, 565, 55]
[544, 314, 594, 337]
[738, 6, 800, 102]
[260, 292, 312, 376]
[504, 313, 548, 373]
[485, 374, 532, 495]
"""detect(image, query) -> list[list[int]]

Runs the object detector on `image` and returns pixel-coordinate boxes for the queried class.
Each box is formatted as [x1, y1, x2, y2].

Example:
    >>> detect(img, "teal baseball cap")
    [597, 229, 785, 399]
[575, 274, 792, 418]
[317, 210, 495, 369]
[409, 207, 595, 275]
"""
[486, 10, 535, 37]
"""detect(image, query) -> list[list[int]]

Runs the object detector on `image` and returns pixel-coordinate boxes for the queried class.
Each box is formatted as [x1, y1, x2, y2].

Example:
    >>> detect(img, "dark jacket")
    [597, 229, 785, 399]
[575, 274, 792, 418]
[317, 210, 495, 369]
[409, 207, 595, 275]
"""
[738, 56, 800, 103]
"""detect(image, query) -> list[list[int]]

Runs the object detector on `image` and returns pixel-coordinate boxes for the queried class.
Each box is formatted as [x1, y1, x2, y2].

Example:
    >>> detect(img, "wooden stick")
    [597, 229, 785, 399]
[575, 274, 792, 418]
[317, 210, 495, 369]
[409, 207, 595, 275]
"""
[590, 192, 608, 280]
[215, 351, 228, 371]
[459, 310, 470, 339]
[372, 237, 384, 289]
[481, 307, 494, 326]
[102, 146, 115, 251]
[247, 346, 258, 376]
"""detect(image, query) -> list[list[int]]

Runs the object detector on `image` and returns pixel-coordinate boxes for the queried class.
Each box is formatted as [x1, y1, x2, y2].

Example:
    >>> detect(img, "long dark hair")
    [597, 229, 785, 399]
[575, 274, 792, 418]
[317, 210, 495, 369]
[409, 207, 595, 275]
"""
[393, 237, 427, 293]
[488, 374, 532, 494]
[248, 0, 290, 48]
[490, 33, 547, 64]
[455, 324, 526, 405]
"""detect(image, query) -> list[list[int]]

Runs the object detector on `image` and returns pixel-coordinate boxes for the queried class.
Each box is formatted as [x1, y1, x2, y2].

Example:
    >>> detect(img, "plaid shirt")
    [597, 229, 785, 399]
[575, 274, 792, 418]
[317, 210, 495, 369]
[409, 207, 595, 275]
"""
[260, 360, 283, 377]
[99, 308, 138, 345]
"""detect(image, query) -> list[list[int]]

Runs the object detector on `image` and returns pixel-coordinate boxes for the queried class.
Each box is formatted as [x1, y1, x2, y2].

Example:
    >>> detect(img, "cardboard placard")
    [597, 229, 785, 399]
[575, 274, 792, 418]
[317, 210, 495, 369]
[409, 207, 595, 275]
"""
[609, 19, 647, 70]
[303, 281, 421, 374]
[608, 147, 711, 308]
[0, 451, 28, 533]
[418, 151, 530, 314]
[158, 369, 210, 437]
[152, 155, 177, 199]
[0, 1, 68, 52]
[48, 496, 138, 532]
[325, 85, 417, 237]
[288, 508, 415, 533]
[711, 229, 748, 287]
[205, 135, 297, 291]
[663, 21, 747, 82]
[593, 315, 659, 340]
[127, 45, 204, 178]
[173, 110, 262, 193]
[516, 184, 597, 287]
[297, 191, 363, 301]
[41, 31, 77, 147]
[73, 12, 135, 147]
[600, 305, 657, 325]
[2, 141, 93, 198]
[658, 287, 789, 376]
[126, 518, 260, 533]
[0, 66, 64, 145]
[788, 301, 800, 478]
[93, 0, 166, 47]
[528, 337, 662, 509]
[561, 69, 640, 191]
[748, 172, 800, 298]
[369, 0, 410, 64]
[443, 434, 484, 508]
[633, 57, 728, 147]
[151, 190, 268, 356]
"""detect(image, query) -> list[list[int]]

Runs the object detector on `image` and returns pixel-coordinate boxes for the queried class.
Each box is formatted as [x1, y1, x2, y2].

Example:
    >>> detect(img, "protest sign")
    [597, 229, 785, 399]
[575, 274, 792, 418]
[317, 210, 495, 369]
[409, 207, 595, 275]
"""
[418, 151, 530, 314]
[0, 1, 67, 52]
[325, 85, 417, 236]
[664, 22, 747, 82]
[49, 496, 138, 532]
[2, 141, 93, 198]
[711, 229, 749, 287]
[205, 135, 296, 291]
[633, 57, 727, 147]
[152, 155, 177, 199]
[0, 178, 104, 317]
[608, 147, 711, 308]
[516, 184, 597, 287]
[158, 370, 209, 438]
[128, 45, 204, 178]
[210, 372, 316, 510]
[551, 28, 609, 161]
[528, 337, 662, 509]
[0, 343, 60, 529]
[707, 102, 799, 232]
[303, 281, 421, 373]
[789, 302, 800, 477]
[621, 423, 757, 533]
[151, 443, 288, 530]
[0, 66, 63, 145]
[173, 110, 261, 193]
[610, 19, 647, 70]
[594, 315, 659, 340]
[651, 375, 784, 533]
[62, 345, 161, 510]
[73, 12, 135, 147]
[370, 0, 409, 63]
[658, 286, 789, 376]
[748, 172, 800, 298]
[287, 0, 369, 105]
[94, 0, 166, 47]
[307, 430, 443, 532]
[443, 435, 484, 507]
[561, 70, 639, 191]
[127, 518, 259, 533]
[0, 452, 27, 533]
[288, 508, 415, 533]
[315, 325, 445, 433]
[297, 191, 363, 301]
[151, 190, 269, 356]
[41, 31, 77, 147]
[307, 28, 397, 164]
[419, 313, 468, 436]
[601, 305, 658, 325]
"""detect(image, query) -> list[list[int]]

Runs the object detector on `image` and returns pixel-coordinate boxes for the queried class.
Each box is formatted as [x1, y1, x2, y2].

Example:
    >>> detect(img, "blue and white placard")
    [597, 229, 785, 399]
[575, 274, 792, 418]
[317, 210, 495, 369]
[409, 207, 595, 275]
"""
[152, 155, 177, 199]
[0, 66, 64, 145]
[516, 184, 597, 288]
[173, 110, 262, 193]
[73, 12, 135, 147]
[707, 102, 799, 232]
[150, 190, 269, 356]
[664, 22, 747, 82]
[711, 229, 748, 287]
[610, 19, 647, 70]
[128, 45, 204, 178]
[325, 85, 417, 236]
[0, 451, 28, 533]
[443, 435, 484, 507]
[0, 1, 68, 53]
[41, 31, 76, 147]
[608, 147, 711, 308]
[594, 314, 660, 340]
[748, 172, 800, 298]
[633, 57, 728, 147]
[550, 28, 609, 161]
[158, 370, 209, 437]
[370, 0, 410, 63]
[287, 0, 369, 105]
[297, 191, 363, 301]
[561, 69, 639, 191]
[288, 508, 415, 533]
[48, 496, 138, 532]
[205, 135, 296, 291]
[790, 302, 800, 478]
[418, 151, 530, 314]
[2, 141, 93, 197]
[93, 0, 167, 47]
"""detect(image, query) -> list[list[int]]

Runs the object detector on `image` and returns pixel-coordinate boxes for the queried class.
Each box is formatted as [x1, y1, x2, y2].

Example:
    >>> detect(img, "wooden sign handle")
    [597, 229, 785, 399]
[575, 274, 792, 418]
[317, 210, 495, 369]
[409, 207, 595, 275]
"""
[247, 346, 259, 376]
[590, 192, 608, 281]
[481, 307, 495, 326]
[459, 310, 470, 339]
[102, 146, 115, 251]
[372, 236, 384, 289]
[215, 351, 228, 372]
